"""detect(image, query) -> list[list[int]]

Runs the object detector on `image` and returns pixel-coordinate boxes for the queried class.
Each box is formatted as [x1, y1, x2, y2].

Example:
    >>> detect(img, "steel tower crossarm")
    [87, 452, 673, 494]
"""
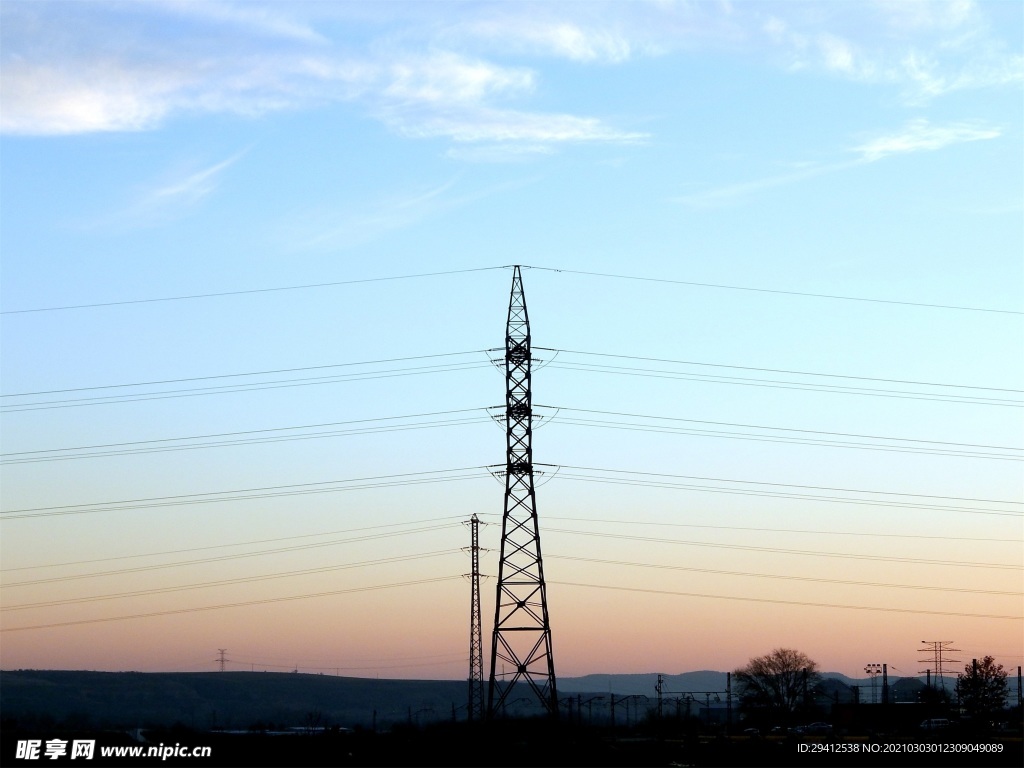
[488, 266, 558, 718]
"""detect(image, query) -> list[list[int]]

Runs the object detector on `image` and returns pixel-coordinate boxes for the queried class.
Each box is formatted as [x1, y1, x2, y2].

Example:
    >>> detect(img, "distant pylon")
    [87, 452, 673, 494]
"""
[466, 514, 485, 721]
[918, 641, 960, 691]
[216, 649, 228, 672]
[488, 265, 558, 717]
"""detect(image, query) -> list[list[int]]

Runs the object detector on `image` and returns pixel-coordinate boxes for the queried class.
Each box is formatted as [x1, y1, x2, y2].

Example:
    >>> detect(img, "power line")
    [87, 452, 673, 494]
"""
[0, 351, 489, 397]
[549, 463, 1022, 503]
[6, 348, 1015, 411]
[1, 524, 460, 588]
[542, 464, 1023, 517]
[223, 653, 468, 673]
[1, 267, 507, 315]
[5, 462, 1017, 523]
[2, 549, 462, 611]
[544, 408, 1021, 450]
[548, 554, 1022, 597]
[540, 408, 1021, 461]
[552, 472, 1017, 517]
[538, 349, 1022, 393]
[545, 361, 1022, 407]
[551, 581, 1023, 620]
[6, 263, 1018, 316]
[7, 348, 1012, 401]
[7, 509, 1008, 578]
[0, 409, 494, 464]
[1, 514, 470, 572]
[0, 576, 463, 632]
[546, 528, 1022, 570]
[538, 514, 1014, 544]
[0, 360, 494, 413]
[525, 266, 1023, 316]
[0, 467, 491, 520]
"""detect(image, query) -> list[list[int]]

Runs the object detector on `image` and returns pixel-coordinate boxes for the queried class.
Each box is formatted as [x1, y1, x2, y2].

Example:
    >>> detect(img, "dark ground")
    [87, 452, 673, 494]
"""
[2, 671, 1020, 767]
[3, 719, 1021, 768]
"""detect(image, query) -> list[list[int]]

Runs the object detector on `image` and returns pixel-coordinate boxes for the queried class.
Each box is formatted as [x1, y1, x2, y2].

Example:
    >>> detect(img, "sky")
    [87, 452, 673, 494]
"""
[1, 0, 1022, 686]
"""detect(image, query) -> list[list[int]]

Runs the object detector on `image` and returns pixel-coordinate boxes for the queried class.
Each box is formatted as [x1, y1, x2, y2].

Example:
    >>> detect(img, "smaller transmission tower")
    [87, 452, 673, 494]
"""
[217, 649, 228, 672]
[864, 664, 882, 704]
[466, 514, 485, 721]
[919, 641, 960, 692]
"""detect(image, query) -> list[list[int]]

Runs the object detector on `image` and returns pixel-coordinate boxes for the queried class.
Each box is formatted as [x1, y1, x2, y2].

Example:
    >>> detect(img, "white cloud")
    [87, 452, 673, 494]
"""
[384, 105, 646, 144]
[458, 17, 632, 62]
[73, 148, 250, 232]
[147, 149, 250, 208]
[673, 161, 858, 209]
[282, 179, 462, 251]
[675, 118, 1002, 207]
[817, 34, 857, 74]
[384, 52, 534, 104]
[870, 0, 978, 32]
[2, 1, 1017, 145]
[753, 0, 1020, 100]
[150, 0, 328, 43]
[0, 5, 641, 150]
[1, 60, 176, 134]
[852, 119, 1001, 162]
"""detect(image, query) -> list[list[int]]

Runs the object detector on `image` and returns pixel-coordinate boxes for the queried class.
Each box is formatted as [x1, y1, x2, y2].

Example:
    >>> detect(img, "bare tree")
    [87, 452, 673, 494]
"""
[734, 648, 820, 716]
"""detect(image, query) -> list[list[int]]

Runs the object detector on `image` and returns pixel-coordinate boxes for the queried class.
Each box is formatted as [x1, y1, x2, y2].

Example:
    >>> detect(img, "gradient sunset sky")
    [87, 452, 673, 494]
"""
[1, 0, 1021, 683]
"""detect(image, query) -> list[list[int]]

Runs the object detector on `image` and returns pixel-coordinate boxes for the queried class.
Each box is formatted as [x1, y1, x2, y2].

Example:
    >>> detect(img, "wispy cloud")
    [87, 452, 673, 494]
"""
[85, 148, 251, 230]
[281, 179, 456, 251]
[282, 175, 544, 251]
[675, 119, 1001, 208]
[383, 105, 646, 144]
[150, 0, 328, 43]
[1, 59, 181, 134]
[453, 17, 633, 62]
[2, 1, 1018, 145]
[852, 118, 1001, 162]
[673, 161, 859, 209]
[145, 149, 250, 207]
[0, 3, 644, 151]
[383, 52, 534, 105]
[753, 1, 1021, 101]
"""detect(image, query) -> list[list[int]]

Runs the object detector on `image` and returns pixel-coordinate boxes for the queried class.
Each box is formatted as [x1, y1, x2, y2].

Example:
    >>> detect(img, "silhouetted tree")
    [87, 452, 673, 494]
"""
[957, 656, 1008, 725]
[734, 648, 820, 717]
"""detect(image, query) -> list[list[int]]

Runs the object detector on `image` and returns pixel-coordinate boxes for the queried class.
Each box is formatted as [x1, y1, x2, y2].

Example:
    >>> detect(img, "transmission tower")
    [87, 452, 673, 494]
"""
[466, 514, 485, 721]
[216, 649, 228, 672]
[488, 265, 558, 718]
[918, 641, 960, 692]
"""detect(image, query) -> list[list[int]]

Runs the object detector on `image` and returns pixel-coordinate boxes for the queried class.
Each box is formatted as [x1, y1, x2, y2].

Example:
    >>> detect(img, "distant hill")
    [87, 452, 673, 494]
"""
[1, 670, 468, 730]
[3, 668, 1017, 732]
[561, 670, 726, 696]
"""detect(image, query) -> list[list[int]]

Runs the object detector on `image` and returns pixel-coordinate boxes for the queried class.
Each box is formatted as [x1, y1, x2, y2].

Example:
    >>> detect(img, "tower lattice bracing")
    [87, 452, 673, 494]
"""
[488, 265, 558, 717]
[467, 514, 485, 721]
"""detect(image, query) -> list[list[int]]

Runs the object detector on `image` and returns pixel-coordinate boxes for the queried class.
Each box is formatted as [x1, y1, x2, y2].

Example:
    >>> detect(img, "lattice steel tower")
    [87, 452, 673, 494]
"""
[488, 265, 558, 717]
[466, 514, 485, 721]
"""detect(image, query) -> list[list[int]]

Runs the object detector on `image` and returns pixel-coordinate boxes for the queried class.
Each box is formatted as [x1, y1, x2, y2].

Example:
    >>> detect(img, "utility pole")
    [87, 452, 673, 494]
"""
[216, 649, 227, 673]
[726, 672, 732, 734]
[488, 266, 558, 718]
[466, 514, 484, 721]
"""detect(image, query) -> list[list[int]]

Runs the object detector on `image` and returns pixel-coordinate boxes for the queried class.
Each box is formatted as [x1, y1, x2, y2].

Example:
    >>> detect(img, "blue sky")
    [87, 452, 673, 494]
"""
[1, 1, 1021, 681]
